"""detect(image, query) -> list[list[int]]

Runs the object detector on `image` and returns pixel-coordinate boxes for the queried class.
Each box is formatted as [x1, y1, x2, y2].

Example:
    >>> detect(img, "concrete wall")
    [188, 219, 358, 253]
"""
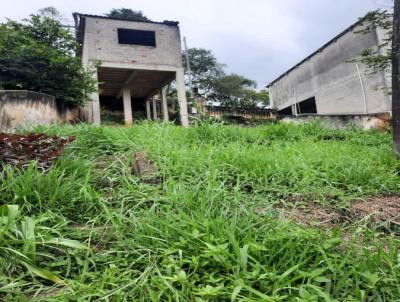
[269, 21, 391, 115]
[280, 113, 391, 131]
[82, 17, 182, 68]
[0, 90, 79, 130]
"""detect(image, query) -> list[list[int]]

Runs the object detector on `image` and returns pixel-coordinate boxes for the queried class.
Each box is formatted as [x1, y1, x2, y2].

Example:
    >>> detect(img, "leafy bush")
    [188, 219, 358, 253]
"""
[0, 8, 97, 105]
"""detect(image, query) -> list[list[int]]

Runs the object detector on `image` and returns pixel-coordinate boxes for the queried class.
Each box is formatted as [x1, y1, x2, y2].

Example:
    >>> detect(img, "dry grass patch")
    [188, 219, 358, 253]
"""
[348, 195, 400, 226]
[278, 195, 400, 230]
[281, 205, 340, 228]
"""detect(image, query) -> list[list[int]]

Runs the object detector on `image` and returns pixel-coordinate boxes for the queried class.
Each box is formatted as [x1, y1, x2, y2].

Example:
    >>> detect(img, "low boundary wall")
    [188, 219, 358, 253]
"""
[204, 106, 273, 119]
[279, 113, 391, 131]
[0, 90, 79, 130]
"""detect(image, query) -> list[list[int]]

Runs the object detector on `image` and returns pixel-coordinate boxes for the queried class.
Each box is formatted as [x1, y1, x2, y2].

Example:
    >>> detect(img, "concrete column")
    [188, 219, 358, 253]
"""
[81, 47, 100, 125]
[146, 99, 151, 120]
[176, 68, 189, 127]
[87, 67, 101, 125]
[122, 86, 133, 126]
[92, 98, 101, 125]
[152, 98, 157, 120]
[84, 101, 93, 123]
[160, 87, 169, 122]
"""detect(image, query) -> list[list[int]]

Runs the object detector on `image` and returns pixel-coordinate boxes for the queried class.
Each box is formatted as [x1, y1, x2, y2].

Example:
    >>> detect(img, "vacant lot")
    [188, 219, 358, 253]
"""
[2, 122, 400, 301]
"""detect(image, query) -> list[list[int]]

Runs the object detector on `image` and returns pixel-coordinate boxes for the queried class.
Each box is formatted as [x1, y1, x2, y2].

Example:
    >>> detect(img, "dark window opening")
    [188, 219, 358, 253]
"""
[117, 28, 156, 47]
[297, 97, 317, 114]
[278, 106, 293, 116]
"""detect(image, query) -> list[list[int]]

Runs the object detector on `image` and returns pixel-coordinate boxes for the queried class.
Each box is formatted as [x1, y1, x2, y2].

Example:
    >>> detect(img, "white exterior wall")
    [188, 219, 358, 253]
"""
[269, 21, 391, 115]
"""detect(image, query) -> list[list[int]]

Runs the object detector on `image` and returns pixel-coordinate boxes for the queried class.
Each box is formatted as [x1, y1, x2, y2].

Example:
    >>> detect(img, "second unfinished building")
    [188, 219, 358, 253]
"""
[267, 16, 391, 116]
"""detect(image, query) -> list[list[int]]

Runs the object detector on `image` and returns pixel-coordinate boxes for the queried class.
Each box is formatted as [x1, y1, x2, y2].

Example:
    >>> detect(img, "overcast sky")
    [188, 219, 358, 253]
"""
[1, 0, 392, 87]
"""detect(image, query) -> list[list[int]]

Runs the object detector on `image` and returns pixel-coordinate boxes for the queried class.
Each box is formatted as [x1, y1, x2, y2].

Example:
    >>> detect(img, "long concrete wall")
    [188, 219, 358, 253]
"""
[0, 91, 79, 130]
[269, 21, 391, 115]
[280, 113, 391, 131]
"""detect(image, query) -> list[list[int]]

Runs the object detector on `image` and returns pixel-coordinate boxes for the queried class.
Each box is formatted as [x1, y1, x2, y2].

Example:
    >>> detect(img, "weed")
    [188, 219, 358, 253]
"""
[1, 122, 400, 301]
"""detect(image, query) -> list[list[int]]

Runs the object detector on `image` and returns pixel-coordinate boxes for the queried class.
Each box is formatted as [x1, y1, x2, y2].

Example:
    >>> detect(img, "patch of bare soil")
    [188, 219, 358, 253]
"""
[348, 195, 400, 226]
[282, 205, 340, 228]
[274, 195, 400, 229]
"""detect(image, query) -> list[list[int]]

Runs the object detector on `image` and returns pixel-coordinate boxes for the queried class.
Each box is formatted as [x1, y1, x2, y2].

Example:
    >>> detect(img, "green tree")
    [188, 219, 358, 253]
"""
[355, 6, 400, 153]
[0, 8, 96, 105]
[182, 48, 225, 94]
[243, 89, 270, 108]
[357, 10, 392, 74]
[212, 74, 255, 107]
[212, 74, 268, 107]
[182, 47, 267, 108]
[106, 8, 150, 21]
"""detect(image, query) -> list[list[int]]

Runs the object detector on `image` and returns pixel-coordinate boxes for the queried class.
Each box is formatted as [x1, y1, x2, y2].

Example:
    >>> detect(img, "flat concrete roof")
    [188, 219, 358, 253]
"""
[72, 13, 179, 27]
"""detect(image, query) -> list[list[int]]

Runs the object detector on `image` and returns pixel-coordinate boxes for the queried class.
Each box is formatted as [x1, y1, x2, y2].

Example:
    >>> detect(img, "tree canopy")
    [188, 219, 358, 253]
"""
[182, 48, 225, 94]
[0, 8, 96, 105]
[183, 48, 269, 107]
[105, 8, 151, 22]
[357, 10, 392, 74]
[211, 75, 269, 107]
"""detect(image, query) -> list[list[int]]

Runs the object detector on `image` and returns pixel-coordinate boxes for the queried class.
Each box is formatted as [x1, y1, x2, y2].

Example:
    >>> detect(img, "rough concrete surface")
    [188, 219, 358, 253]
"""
[269, 19, 391, 115]
[280, 113, 391, 131]
[0, 90, 79, 130]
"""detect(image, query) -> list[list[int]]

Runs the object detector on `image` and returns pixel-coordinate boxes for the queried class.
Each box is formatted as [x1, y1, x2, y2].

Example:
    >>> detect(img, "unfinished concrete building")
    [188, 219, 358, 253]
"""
[73, 13, 188, 126]
[267, 17, 391, 116]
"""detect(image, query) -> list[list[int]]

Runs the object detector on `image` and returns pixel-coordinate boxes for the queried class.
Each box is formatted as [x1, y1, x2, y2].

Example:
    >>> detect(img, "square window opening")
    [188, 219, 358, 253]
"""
[117, 28, 156, 47]
[278, 106, 293, 116]
[297, 97, 317, 114]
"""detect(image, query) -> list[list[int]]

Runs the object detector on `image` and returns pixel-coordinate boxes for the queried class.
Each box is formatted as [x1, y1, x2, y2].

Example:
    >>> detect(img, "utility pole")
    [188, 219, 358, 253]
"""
[183, 37, 194, 97]
[393, 0, 400, 154]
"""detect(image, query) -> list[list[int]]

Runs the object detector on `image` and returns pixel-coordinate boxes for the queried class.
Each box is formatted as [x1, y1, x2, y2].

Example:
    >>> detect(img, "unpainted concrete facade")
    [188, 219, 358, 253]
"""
[280, 113, 391, 131]
[0, 90, 79, 130]
[268, 19, 391, 116]
[74, 13, 189, 126]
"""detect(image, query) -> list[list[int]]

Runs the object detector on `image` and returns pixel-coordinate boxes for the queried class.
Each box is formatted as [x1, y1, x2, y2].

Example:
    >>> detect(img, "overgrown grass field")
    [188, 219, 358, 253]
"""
[2, 122, 400, 301]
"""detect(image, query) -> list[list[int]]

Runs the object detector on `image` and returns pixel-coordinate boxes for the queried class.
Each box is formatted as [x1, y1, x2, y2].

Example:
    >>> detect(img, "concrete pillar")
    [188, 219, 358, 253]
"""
[161, 87, 169, 122]
[122, 86, 133, 126]
[92, 98, 101, 125]
[152, 98, 157, 120]
[146, 99, 151, 120]
[84, 101, 93, 123]
[88, 67, 101, 125]
[176, 68, 189, 127]
[82, 56, 100, 125]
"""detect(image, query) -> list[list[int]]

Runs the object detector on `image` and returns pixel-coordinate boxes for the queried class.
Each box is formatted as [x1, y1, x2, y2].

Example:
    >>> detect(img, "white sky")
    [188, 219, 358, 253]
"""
[1, 0, 392, 87]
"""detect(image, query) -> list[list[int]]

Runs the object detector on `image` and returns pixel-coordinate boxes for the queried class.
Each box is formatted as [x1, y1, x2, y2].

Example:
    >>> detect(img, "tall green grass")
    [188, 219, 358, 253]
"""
[1, 122, 400, 301]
